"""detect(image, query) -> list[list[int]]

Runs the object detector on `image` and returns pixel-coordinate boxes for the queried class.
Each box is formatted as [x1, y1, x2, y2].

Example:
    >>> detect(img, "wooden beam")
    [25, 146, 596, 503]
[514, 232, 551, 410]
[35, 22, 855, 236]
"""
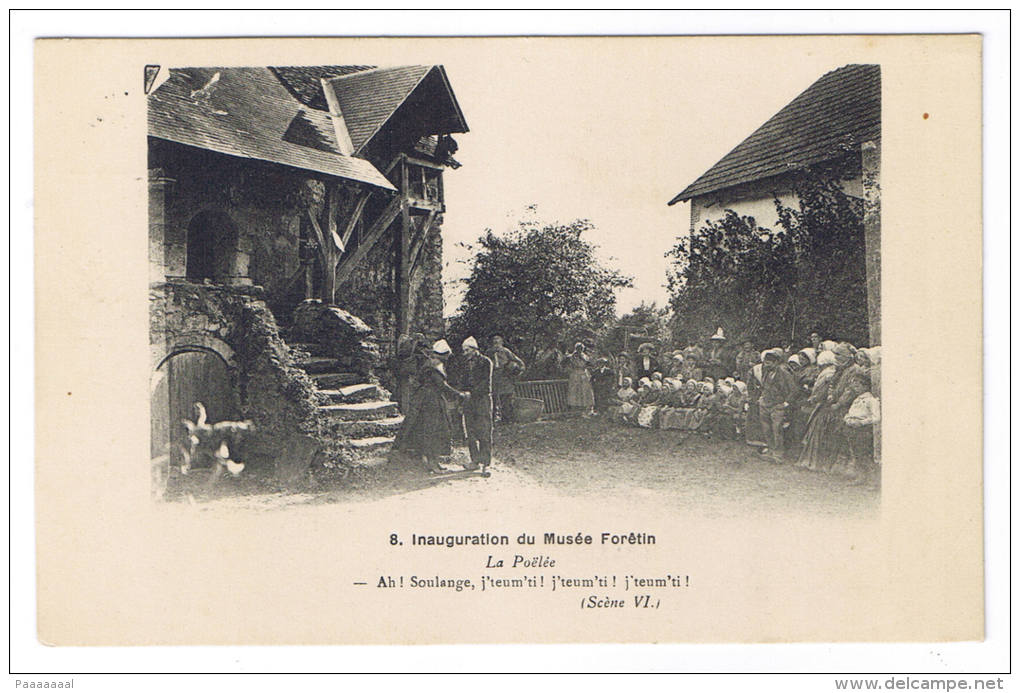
[397, 160, 411, 337]
[384, 153, 405, 176]
[335, 194, 403, 285]
[305, 208, 328, 257]
[339, 190, 371, 250]
[409, 210, 438, 276]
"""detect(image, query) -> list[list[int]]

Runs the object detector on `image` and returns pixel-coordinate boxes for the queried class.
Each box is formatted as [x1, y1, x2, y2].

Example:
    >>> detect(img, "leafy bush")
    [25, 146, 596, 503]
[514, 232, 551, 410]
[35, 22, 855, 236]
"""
[667, 157, 870, 347]
[450, 211, 632, 360]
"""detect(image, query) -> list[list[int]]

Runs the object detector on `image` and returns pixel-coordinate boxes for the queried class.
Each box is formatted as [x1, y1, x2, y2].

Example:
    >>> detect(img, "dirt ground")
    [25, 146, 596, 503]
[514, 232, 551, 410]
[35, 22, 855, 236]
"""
[169, 415, 879, 519]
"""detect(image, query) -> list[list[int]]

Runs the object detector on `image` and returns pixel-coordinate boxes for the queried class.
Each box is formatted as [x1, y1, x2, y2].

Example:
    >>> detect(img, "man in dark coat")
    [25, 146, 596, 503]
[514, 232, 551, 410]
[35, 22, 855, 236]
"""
[460, 336, 494, 472]
[758, 349, 799, 462]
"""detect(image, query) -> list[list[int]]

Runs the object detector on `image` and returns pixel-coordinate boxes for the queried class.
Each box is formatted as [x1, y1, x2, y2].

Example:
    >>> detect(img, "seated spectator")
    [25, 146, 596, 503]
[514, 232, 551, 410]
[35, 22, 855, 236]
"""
[667, 352, 685, 378]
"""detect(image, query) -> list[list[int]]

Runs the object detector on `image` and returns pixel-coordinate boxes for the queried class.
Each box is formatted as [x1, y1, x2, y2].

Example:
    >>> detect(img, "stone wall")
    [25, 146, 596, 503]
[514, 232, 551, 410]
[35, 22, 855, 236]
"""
[150, 141, 449, 362]
[149, 281, 353, 489]
[150, 282, 319, 431]
[149, 141, 313, 320]
[409, 213, 446, 340]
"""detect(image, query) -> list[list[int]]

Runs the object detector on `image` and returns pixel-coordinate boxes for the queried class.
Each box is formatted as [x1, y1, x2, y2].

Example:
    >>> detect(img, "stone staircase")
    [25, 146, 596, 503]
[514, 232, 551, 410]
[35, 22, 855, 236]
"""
[285, 340, 402, 460]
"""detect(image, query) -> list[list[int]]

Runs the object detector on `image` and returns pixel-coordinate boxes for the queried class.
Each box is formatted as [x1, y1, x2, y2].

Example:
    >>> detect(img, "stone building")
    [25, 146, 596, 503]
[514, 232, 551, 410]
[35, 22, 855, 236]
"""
[148, 65, 467, 495]
[669, 64, 881, 345]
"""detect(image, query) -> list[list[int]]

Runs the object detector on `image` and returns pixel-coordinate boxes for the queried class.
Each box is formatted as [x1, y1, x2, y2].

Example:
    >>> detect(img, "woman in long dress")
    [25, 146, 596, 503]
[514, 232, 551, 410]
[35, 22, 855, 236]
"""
[795, 349, 837, 470]
[394, 339, 467, 473]
[565, 342, 594, 415]
[797, 343, 856, 472]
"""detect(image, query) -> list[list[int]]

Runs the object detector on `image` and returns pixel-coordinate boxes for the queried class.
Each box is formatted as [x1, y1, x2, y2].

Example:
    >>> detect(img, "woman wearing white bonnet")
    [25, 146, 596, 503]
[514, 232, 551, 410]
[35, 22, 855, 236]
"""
[393, 338, 468, 473]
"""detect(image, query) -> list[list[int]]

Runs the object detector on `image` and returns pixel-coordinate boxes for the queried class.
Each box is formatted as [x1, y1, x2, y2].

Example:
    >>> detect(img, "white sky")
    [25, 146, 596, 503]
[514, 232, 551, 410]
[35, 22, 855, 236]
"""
[436, 38, 860, 316]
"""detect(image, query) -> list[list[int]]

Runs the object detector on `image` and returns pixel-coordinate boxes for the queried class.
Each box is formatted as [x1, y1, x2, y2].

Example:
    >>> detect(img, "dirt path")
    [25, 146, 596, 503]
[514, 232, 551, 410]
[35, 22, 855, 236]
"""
[173, 416, 878, 520]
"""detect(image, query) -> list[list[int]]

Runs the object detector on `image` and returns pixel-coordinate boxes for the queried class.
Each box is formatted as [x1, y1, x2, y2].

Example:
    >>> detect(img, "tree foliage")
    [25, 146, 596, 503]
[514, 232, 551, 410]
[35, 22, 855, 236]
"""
[595, 301, 670, 356]
[666, 156, 870, 347]
[450, 212, 632, 360]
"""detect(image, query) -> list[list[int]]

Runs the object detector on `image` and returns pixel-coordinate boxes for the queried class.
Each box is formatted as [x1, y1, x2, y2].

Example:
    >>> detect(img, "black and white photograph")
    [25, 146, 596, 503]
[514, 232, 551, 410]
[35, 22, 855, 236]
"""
[147, 58, 882, 512]
[20, 15, 1002, 680]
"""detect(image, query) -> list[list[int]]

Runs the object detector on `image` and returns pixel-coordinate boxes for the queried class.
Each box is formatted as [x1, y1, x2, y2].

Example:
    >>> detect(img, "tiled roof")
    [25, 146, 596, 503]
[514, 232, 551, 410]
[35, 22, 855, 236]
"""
[325, 65, 469, 154]
[325, 66, 432, 153]
[148, 66, 396, 190]
[270, 65, 376, 110]
[669, 64, 880, 204]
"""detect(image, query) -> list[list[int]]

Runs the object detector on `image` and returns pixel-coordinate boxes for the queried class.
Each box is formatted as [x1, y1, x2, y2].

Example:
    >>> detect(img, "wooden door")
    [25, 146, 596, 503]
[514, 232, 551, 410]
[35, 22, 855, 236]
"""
[151, 349, 236, 472]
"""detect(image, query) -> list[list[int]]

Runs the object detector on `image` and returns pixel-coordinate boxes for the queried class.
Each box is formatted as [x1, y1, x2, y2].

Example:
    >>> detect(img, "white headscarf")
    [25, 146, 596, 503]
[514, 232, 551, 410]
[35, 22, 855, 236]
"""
[816, 350, 837, 367]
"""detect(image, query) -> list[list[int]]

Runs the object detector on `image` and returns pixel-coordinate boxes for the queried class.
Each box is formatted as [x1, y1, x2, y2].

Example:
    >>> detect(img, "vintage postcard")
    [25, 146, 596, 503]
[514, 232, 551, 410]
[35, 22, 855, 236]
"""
[33, 34, 982, 646]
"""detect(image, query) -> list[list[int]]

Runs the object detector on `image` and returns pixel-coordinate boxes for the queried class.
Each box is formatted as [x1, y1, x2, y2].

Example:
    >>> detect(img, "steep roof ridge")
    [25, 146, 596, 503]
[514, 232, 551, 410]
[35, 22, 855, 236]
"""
[669, 64, 880, 204]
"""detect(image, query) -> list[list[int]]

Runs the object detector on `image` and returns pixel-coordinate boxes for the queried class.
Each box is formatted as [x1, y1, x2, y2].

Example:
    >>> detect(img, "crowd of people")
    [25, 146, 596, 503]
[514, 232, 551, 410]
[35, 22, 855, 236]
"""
[602, 329, 882, 486]
[387, 328, 882, 488]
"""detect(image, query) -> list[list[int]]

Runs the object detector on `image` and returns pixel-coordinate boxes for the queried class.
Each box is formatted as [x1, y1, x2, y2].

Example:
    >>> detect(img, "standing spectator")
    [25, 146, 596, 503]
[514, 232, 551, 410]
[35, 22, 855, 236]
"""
[667, 351, 685, 378]
[799, 343, 855, 471]
[827, 346, 871, 476]
[843, 371, 880, 486]
[533, 344, 563, 379]
[734, 339, 756, 379]
[616, 351, 636, 387]
[635, 343, 659, 380]
[590, 357, 616, 415]
[796, 349, 839, 470]
[705, 327, 729, 381]
[565, 342, 595, 415]
[743, 353, 765, 447]
[488, 335, 526, 424]
[758, 349, 798, 462]
[459, 337, 493, 472]
[809, 332, 823, 352]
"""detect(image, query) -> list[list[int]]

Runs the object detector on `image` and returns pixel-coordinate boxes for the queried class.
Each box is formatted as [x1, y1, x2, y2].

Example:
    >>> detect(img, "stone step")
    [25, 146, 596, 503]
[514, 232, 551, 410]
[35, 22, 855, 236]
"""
[318, 400, 400, 421]
[345, 435, 395, 450]
[295, 356, 342, 374]
[287, 342, 324, 356]
[349, 455, 390, 469]
[311, 372, 363, 389]
[318, 383, 382, 404]
[327, 415, 404, 439]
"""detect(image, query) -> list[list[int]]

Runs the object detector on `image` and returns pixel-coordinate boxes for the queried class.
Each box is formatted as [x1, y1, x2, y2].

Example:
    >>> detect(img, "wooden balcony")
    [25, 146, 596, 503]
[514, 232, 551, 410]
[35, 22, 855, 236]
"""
[387, 154, 445, 213]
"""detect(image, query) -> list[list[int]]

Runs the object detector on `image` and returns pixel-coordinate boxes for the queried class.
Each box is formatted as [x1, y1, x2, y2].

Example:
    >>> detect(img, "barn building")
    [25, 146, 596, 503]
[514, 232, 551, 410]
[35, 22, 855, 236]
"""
[669, 64, 881, 345]
[148, 64, 467, 496]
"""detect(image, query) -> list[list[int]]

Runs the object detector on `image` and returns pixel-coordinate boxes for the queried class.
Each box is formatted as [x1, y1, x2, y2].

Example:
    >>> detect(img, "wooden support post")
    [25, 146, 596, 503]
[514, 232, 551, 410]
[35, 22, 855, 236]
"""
[861, 140, 882, 467]
[861, 140, 881, 347]
[397, 157, 411, 338]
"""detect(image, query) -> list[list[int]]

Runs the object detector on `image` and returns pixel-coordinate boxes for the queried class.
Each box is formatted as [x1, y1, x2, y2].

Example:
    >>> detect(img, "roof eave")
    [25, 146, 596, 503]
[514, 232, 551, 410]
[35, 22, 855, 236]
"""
[434, 65, 469, 134]
[147, 134, 397, 192]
